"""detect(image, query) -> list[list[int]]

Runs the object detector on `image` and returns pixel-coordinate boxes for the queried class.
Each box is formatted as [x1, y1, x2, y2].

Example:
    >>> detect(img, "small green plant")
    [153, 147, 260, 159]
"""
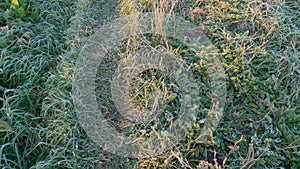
[0, 0, 41, 27]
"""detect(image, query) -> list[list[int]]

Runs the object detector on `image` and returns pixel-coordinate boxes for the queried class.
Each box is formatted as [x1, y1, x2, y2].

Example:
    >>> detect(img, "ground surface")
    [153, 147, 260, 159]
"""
[0, 0, 299, 168]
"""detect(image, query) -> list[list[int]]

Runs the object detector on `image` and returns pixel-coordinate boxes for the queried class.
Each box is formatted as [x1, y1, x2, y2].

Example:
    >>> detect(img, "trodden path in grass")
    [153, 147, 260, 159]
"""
[37, 0, 127, 168]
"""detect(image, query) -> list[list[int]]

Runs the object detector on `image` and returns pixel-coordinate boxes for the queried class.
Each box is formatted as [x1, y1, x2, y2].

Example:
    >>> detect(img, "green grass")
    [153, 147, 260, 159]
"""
[0, 0, 299, 168]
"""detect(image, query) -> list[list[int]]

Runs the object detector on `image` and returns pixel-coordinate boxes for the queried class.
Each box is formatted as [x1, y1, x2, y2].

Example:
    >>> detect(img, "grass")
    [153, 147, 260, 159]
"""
[0, 0, 299, 168]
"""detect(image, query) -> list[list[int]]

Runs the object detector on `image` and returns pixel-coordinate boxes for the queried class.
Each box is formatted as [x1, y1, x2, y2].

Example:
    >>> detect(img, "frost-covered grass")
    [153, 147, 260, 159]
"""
[0, 0, 299, 168]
